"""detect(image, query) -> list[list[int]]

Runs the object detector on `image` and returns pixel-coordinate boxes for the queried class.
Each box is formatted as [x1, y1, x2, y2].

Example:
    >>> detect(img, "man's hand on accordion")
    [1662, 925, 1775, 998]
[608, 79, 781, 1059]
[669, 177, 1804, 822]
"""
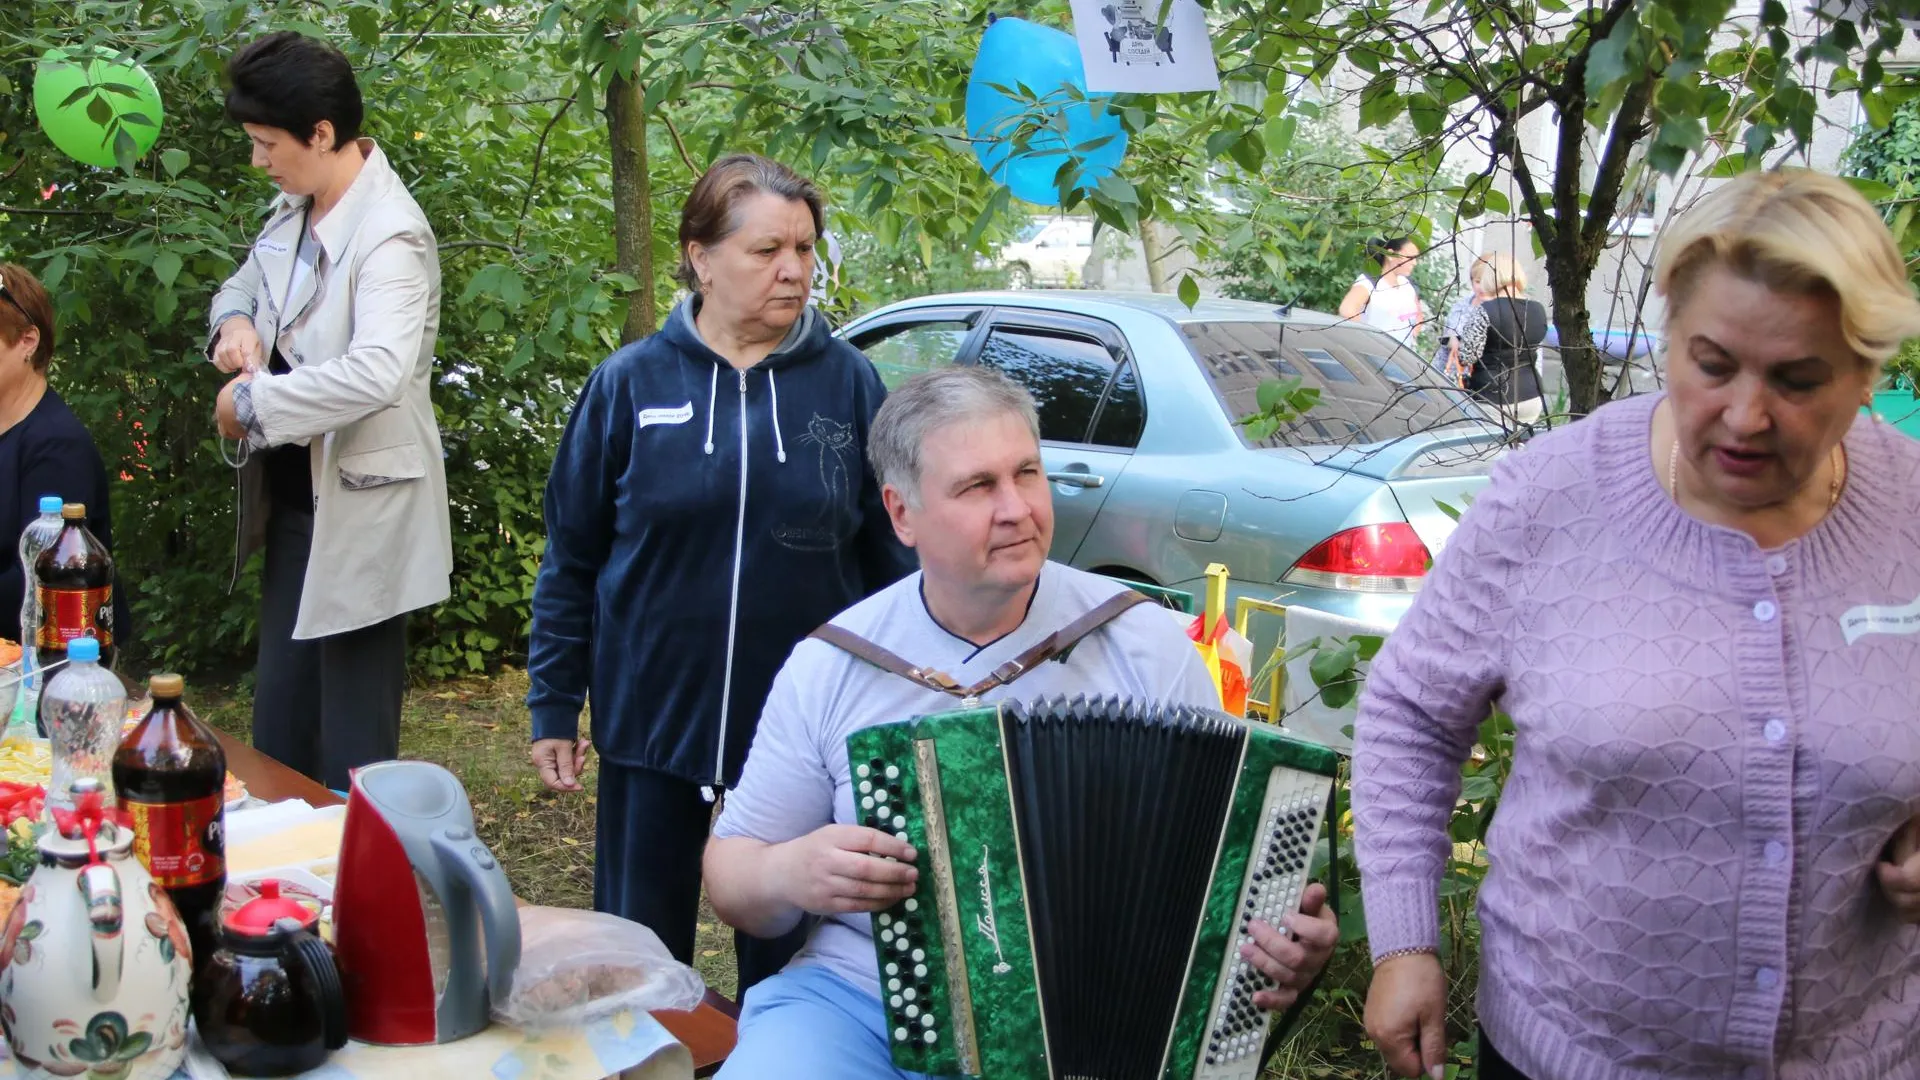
[1238, 881, 1339, 1012]
[777, 824, 921, 915]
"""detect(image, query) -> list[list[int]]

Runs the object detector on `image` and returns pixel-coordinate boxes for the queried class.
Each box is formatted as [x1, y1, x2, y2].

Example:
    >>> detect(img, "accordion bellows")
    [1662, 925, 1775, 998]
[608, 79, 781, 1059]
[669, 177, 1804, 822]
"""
[848, 695, 1339, 1079]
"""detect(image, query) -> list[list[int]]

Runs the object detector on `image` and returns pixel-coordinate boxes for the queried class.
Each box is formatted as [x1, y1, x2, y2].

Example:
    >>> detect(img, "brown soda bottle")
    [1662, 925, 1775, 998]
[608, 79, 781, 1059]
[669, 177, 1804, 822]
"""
[34, 502, 114, 669]
[114, 673, 227, 977]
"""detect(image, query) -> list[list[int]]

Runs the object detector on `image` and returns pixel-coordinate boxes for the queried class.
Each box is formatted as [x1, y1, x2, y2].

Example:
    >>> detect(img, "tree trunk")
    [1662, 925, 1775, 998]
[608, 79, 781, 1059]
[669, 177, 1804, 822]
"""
[1544, 250, 1602, 417]
[607, 68, 654, 343]
[1140, 221, 1171, 293]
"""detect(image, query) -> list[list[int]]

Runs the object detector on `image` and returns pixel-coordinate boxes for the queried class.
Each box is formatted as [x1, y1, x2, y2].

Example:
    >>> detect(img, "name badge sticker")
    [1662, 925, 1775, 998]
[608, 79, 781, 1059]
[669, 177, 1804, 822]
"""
[1840, 592, 1920, 645]
[255, 237, 291, 256]
[637, 402, 694, 430]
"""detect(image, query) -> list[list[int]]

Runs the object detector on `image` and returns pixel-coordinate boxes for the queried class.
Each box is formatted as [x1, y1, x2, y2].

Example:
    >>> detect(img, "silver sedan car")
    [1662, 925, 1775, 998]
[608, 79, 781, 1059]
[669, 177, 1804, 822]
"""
[840, 290, 1507, 655]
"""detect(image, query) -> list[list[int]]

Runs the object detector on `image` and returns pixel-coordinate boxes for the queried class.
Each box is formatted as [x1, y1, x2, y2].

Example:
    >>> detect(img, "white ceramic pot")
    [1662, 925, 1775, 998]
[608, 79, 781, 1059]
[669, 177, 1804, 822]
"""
[0, 780, 191, 1079]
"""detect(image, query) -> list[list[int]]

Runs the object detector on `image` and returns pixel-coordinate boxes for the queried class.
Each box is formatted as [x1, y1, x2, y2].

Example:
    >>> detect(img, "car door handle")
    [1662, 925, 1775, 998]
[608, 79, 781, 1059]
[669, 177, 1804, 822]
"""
[1047, 471, 1106, 489]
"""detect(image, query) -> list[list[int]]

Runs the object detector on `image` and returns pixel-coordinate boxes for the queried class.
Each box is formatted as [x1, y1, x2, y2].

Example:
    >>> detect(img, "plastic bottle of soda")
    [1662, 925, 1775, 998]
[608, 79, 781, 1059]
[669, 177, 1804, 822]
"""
[13, 494, 62, 730]
[33, 502, 114, 671]
[114, 673, 226, 975]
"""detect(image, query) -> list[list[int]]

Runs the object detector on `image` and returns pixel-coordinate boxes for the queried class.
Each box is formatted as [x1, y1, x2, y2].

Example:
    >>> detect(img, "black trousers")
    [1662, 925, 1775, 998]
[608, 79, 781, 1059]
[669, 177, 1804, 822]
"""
[251, 507, 408, 791]
[1478, 1027, 1534, 1080]
[594, 762, 806, 999]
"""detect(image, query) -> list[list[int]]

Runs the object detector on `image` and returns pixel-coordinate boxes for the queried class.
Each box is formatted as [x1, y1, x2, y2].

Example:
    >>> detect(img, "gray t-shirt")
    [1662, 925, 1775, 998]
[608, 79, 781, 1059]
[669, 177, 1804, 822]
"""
[713, 562, 1220, 999]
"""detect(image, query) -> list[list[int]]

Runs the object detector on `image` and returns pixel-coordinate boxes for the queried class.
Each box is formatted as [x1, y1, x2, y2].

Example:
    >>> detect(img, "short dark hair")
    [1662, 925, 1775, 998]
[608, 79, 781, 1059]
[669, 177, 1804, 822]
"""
[1366, 235, 1414, 270]
[225, 31, 363, 149]
[676, 154, 825, 291]
[0, 264, 55, 372]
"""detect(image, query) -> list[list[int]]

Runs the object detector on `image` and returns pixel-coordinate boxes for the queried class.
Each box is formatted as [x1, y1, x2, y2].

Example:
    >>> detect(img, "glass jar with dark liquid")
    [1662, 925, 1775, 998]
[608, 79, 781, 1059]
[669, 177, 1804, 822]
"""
[192, 879, 347, 1076]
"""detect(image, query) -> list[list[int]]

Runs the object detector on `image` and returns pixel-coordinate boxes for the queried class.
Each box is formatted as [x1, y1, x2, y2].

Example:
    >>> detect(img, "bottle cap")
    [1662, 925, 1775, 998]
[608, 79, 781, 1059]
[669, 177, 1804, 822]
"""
[60, 503, 84, 520]
[37, 496, 61, 514]
[149, 673, 184, 698]
[66, 637, 99, 663]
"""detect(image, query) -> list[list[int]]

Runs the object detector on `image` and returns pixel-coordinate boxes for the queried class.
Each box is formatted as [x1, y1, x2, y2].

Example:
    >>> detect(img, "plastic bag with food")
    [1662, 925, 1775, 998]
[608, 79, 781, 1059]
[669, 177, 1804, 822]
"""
[493, 906, 707, 1030]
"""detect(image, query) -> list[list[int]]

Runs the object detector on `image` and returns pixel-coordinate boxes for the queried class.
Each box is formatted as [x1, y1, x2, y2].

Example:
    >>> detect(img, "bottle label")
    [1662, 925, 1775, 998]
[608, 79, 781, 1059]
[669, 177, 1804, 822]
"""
[35, 585, 112, 650]
[122, 793, 225, 887]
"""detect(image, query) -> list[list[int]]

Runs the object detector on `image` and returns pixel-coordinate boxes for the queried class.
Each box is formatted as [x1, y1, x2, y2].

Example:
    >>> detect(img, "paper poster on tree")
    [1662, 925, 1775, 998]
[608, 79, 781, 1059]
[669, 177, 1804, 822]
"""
[1069, 0, 1218, 94]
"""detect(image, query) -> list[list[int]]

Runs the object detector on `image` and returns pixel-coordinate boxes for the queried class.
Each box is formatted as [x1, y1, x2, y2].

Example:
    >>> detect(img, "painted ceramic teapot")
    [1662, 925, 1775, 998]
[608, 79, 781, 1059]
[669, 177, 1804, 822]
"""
[0, 778, 190, 1079]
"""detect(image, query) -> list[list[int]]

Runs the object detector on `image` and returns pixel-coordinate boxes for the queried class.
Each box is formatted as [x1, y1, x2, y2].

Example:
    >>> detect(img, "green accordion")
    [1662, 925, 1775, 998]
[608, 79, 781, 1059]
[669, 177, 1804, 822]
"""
[846, 696, 1340, 1080]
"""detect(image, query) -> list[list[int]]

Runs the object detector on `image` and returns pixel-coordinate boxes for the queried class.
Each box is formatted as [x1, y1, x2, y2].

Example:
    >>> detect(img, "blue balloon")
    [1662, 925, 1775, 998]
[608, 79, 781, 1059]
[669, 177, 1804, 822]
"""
[965, 18, 1128, 206]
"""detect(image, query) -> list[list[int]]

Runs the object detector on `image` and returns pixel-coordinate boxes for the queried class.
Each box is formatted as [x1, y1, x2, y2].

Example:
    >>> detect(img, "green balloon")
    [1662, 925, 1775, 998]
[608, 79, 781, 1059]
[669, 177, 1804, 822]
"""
[33, 46, 165, 169]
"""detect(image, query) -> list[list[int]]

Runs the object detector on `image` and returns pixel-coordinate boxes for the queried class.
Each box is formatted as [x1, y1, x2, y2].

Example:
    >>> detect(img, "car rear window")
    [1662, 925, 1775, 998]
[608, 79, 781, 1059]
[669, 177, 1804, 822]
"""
[1180, 320, 1488, 447]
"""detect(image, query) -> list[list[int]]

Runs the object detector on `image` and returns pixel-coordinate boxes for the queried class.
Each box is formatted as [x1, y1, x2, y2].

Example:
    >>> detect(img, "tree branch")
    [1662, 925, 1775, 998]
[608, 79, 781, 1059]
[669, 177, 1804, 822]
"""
[661, 111, 701, 175]
[513, 94, 577, 248]
[1579, 71, 1656, 260]
[0, 205, 113, 217]
[442, 240, 527, 255]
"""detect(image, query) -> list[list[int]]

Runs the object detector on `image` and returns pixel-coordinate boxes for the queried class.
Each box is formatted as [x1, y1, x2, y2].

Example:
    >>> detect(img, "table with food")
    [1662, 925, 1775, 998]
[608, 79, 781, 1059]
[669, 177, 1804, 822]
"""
[0, 507, 730, 1080]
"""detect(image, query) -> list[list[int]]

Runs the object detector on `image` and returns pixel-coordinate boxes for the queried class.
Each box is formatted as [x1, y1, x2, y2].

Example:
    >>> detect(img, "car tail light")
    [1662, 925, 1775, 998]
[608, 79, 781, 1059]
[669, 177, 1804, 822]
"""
[1281, 522, 1431, 593]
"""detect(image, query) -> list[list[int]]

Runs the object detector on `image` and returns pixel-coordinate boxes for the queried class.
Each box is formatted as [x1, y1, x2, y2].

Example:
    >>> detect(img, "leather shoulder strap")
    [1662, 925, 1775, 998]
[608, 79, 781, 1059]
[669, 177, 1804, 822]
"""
[961, 589, 1154, 698]
[808, 589, 1155, 701]
[808, 623, 965, 697]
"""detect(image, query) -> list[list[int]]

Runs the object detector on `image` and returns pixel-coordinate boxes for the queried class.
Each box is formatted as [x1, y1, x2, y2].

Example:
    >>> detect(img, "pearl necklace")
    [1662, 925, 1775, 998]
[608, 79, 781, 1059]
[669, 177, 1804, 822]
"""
[1666, 439, 1845, 511]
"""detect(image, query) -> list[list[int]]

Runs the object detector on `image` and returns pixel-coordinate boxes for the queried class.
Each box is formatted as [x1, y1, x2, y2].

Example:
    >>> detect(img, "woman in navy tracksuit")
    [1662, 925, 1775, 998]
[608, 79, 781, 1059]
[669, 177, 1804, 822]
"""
[526, 155, 914, 994]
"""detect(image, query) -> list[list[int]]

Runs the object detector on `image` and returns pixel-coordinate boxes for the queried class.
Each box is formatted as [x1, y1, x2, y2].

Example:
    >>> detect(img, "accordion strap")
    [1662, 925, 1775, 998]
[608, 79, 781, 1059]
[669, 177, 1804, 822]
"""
[809, 589, 1154, 700]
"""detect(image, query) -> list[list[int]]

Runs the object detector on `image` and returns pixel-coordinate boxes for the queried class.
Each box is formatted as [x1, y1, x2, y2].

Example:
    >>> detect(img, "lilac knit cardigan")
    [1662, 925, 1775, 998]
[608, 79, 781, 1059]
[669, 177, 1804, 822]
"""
[1353, 393, 1920, 1080]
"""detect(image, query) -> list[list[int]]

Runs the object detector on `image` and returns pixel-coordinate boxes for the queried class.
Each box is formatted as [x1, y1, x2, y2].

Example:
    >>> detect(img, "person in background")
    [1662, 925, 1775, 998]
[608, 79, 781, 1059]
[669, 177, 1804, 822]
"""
[206, 31, 451, 791]
[0, 263, 123, 646]
[1356, 168, 1920, 1080]
[1465, 253, 1549, 425]
[1339, 236, 1427, 353]
[526, 153, 914, 998]
[1435, 257, 1491, 388]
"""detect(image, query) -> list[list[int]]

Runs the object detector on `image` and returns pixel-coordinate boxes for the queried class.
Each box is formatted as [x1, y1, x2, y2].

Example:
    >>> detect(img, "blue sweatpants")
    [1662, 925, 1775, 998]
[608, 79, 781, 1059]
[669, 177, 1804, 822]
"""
[717, 964, 935, 1079]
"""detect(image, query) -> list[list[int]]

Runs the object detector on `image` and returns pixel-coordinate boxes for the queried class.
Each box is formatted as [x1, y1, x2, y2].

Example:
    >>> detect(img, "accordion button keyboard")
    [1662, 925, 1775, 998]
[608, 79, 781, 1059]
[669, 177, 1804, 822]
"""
[1194, 771, 1334, 1080]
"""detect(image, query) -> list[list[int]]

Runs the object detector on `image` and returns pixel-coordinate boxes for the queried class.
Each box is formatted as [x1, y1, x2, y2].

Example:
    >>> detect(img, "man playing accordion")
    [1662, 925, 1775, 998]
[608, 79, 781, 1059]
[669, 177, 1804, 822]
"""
[704, 365, 1338, 1077]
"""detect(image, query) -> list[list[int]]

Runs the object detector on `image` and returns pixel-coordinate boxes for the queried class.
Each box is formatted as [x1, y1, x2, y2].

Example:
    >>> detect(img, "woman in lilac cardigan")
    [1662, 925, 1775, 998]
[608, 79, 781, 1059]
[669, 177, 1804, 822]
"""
[1354, 168, 1920, 1080]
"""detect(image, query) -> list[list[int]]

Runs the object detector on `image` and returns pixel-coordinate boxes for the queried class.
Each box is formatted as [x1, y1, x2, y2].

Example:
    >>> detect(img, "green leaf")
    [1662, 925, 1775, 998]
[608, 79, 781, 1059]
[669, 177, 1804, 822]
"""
[1097, 174, 1139, 205]
[1845, 176, 1898, 202]
[160, 148, 189, 178]
[86, 95, 113, 125]
[1584, 16, 1640, 97]
[1319, 677, 1358, 711]
[1308, 639, 1361, 688]
[348, 7, 382, 47]
[1177, 271, 1200, 309]
[1262, 114, 1297, 158]
[152, 250, 182, 289]
[1406, 94, 1445, 137]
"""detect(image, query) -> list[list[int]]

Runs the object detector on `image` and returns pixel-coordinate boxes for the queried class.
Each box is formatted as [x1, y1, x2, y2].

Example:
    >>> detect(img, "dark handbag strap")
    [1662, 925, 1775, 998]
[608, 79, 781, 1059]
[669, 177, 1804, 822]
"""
[808, 590, 1153, 700]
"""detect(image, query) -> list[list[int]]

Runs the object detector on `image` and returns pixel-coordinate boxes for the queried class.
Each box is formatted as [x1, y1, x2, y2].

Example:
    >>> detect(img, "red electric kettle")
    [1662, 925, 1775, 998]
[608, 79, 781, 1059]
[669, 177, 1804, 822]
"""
[331, 760, 521, 1045]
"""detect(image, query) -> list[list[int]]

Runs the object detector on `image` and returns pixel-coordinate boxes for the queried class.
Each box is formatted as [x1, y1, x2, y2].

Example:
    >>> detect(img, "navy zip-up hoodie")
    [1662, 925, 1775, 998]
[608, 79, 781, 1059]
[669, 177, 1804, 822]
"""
[527, 299, 915, 786]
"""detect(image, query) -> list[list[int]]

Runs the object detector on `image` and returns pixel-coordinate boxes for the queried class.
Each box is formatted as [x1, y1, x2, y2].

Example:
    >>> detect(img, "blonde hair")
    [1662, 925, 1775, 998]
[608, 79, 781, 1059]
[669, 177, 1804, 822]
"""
[1480, 251, 1526, 295]
[1653, 168, 1920, 365]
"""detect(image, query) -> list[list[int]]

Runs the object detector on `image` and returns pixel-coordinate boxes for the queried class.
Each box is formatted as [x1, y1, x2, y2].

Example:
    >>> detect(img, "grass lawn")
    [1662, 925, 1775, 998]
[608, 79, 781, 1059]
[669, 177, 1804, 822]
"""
[199, 669, 1447, 1078]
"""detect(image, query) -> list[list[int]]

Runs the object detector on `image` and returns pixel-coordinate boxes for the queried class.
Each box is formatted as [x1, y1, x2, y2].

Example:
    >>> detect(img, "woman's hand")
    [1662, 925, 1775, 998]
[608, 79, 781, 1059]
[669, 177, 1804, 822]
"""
[1240, 881, 1340, 1012]
[215, 374, 252, 440]
[212, 315, 263, 373]
[1879, 817, 1920, 923]
[529, 736, 591, 793]
[772, 824, 918, 916]
[1365, 950, 1449, 1080]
